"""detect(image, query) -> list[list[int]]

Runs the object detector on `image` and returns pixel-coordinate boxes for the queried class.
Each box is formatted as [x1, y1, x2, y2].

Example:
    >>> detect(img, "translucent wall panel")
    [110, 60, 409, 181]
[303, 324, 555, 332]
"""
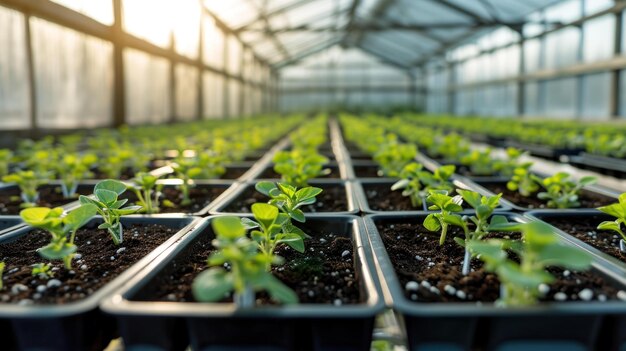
[31, 18, 113, 129]
[175, 64, 198, 121]
[620, 70, 626, 117]
[580, 72, 611, 119]
[203, 17, 225, 69]
[583, 15, 615, 63]
[123, 0, 171, 47]
[280, 92, 411, 112]
[229, 80, 240, 117]
[51, 0, 113, 25]
[543, 27, 580, 69]
[172, 1, 200, 58]
[227, 35, 241, 76]
[0, 7, 30, 129]
[543, 77, 578, 118]
[524, 81, 541, 116]
[203, 71, 224, 119]
[124, 49, 170, 125]
[524, 38, 542, 73]
[585, 0, 613, 15]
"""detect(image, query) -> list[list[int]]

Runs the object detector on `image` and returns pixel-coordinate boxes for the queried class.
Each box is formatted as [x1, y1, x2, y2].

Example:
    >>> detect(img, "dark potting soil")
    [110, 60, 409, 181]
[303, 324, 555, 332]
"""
[90, 167, 137, 180]
[354, 165, 381, 178]
[159, 186, 226, 214]
[0, 224, 176, 304]
[0, 185, 81, 215]
[145, 228, 360, 305]
[221, 167, 249, 179]
[544, 216, 626, 263]
[377, 221, 621, 303]
[222, 185, 348, 213]
[481, 182, 615, 209]
[364, 184, 470, 212]
[257, 166, 340, 179]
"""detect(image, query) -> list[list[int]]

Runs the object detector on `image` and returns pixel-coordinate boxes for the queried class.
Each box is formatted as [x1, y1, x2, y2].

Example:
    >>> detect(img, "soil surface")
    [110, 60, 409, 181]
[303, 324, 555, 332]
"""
[222, 185, 349, 213]
[257, 166, 340, 179]
[480, 182, 615, 209]
[364, 184, 469, 212]
[0, 224, 177, 304]
[90, 167, 137, 180]
[354, 165, 381, 178]
[143, 227, 360, 305]
[221, 167, 249, 179]
[0, 185, 80, 215]
[544, 216, 626, 263]
[377, 221, 621, 303]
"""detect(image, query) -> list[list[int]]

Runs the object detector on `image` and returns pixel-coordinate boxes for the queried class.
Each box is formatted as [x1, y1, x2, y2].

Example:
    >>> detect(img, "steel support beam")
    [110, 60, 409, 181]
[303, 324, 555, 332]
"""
[610, 1, 624, 118]
[111, 0, 125, 127]
[280, 85, 424, 93]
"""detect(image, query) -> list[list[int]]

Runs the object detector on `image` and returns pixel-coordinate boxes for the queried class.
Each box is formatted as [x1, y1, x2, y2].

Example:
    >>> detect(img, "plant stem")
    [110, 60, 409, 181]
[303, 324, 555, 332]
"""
[234, 285, 255, 308]
[620, 239, 626, 253]
[439, 223, 448, 246]
[462, 248, 471, 276]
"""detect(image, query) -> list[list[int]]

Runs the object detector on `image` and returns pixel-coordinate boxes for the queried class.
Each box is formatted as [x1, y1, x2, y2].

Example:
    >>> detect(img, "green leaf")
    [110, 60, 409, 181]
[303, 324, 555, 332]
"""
[79, 195, 102, 208]
[290, 209, 305, 223]
[63, 204, 97, 231]
[423, 214, 441, 232]
[487, 215, 522, 232]
[38, 242, 77, 260]
[264, 274, 298, 304]
[597, 204, 624, 219]
[537, 245, 592, 270]
[295, 187, 322, 202]
[192, 268, 234, 302]
[579, 176, 597, 186]
[95, 189, 118, 205]
[212, 216, 246, 240]
[279, 233, 305, 252]
[115, 206, 142, 215]
[255, 181, 276, 196]
[391, 179, 410, 191]
[251, 203, 278, 229]
[523, 221, 558, 246]
[277, 182, 296, 197]
[240, 217, 259, 230]
[20, 207, 53, 224]
[442, 213, 466, 229]
[98, 222, 113, 230]
[453, 237, 466, 247]
[458, 190, 481, 209]
[95, 179, 127, 196]
[597, 220, 623, 234]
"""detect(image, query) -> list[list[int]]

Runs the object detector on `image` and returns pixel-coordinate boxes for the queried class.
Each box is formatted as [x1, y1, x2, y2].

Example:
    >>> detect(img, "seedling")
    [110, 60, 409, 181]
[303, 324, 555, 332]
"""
[273, 149, 330, 187]
[468, 221, 591, 306]
[460, 149, 496, 176]
[129, 172, 163, 214]
[423, 190, 464, 245]
[2, 170, 49, 206]
[171, 152, 226, 205]
[192, 216, 297, 308]
[373, 137, 417, 177]
[0, 262, 4, 290]
[20, 204, 97, 269]
[494, 147, 525, 177]
[32, 263, 54, 280]
[55, 153, 98, 198]
[506, 162, 539, 197]
[442, 190, 519, 275]
[79, 180, 142, 245]
[255, 181, 322, 224]
[533, 172, 597, 209]
[0, 149, 13, 178]
[596, 193, 626, 252]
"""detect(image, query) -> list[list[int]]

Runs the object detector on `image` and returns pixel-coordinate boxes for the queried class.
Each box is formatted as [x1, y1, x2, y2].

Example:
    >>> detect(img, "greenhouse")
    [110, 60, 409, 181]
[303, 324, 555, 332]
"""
[1, 0, 626, 350]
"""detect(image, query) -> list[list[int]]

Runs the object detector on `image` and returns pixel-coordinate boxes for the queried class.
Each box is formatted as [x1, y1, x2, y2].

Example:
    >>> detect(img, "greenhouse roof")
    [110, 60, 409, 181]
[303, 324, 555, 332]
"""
[204, 0, 565, 70]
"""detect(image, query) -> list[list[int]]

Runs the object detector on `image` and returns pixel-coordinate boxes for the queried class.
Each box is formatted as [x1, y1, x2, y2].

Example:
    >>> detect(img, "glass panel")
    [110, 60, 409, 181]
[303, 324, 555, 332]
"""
[227, 35, 242, 75]
[203, 16, 224, 69]
[123, 0, 171, 47]
[585, 0, 613, 15]
[524, 38, 542, 72]
[583, 15, 615, 63]
[172, 0, 201, 58]
[544, 77, 578, 119]
[31, 18, 113, 129]
[175, 64, 198, 121]
[51, 0, 113, 25]
[581, 72, 611, 119]
[203, 71, 224, 119]
[229, 79, 240, 117]
[0, 6, 30, 130]
[543, 27, 580, 69]
[124, 48, 170, 125]
[524, 81, 541, 116]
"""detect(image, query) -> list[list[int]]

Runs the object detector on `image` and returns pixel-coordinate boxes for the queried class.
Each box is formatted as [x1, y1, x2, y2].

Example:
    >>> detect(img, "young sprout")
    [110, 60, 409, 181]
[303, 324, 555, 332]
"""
[506, 162, 539, 197]
[0, 149, 13, 178]
[373, 137, 417, 177]
[79, 180, 142, 245]
[192, 216, 297, 308]
[2, 170, 49, 206]
[0, 262, 4, 290]
[494, 147, 525, 177]
[129, 172, 163, 214]
[423, 190, 464, 245]
[467, 221, 591, 306]
[171, 152, 226, 205]
[255, 181, 322, 224]
[55, 153, 98, 198]
[32, 263, 54, 280]
[442, 190, 517, 275]
[460, 148, 496, 176]
[532, 172, 597, 209]
[596, 193, 626, 252]
[273, 149, 330, 188]
[20, 204, 97, 269]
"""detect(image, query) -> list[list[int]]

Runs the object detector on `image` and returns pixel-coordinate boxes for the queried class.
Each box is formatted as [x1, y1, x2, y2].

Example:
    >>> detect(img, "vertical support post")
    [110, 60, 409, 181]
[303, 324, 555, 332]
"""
[112, 0, 125, 127]
[610, 1, 623, 118]
[446, 63, 455, 114]
[575, 0, 585, 120]
[197, 13, 204, 121]
[516, 29, 526, 118]
[408, 70, 416, 111]
[23, 12, 38, 137]
[239, 46, 246, 117]
[168, 32, 177, 123]
[222, 31, 230, 119]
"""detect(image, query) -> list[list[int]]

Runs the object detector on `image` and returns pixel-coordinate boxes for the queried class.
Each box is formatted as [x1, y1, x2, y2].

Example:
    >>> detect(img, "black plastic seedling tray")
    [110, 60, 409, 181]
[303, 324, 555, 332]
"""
[0, 216, 24, 236]
[364, 213, 626, 351]
[101, 216, 384, 351]
[0, 215, 202, 351]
